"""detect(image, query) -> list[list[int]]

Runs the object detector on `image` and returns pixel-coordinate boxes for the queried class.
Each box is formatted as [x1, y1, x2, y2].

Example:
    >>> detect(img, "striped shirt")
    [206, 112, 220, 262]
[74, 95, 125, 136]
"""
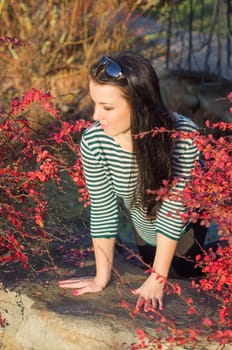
[80, 114, 199, 246]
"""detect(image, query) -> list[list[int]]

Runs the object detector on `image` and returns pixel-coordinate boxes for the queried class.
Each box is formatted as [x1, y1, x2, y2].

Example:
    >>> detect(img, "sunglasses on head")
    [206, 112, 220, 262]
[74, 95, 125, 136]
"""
[97, 55, 122, 78]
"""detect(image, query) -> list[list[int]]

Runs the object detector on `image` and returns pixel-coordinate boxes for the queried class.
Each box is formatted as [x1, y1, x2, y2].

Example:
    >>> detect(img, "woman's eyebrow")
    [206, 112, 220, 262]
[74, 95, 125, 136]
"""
[98, 102, 114, 105]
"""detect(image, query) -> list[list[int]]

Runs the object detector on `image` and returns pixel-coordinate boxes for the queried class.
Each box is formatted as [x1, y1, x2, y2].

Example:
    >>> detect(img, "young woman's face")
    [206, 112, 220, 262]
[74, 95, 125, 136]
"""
[89, 80, 131, 137]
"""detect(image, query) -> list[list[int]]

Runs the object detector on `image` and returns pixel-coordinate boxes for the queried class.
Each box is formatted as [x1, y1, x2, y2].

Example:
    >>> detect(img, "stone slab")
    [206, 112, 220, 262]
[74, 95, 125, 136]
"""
[0, 253, 231, 350]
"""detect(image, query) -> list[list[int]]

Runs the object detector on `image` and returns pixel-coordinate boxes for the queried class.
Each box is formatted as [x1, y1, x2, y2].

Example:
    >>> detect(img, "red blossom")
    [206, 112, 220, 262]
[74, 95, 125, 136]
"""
[214, 330, 232, 344]
[202, 317, 213, 327]
[0, 35, 28, 48]
[120, 300, 129, 309]
[136, 329, 145, 340]
[11, 88, 60, 119]
[0, 314, 7, 328]
[186, 297, 193, 305]
[227, 92, 232, 102]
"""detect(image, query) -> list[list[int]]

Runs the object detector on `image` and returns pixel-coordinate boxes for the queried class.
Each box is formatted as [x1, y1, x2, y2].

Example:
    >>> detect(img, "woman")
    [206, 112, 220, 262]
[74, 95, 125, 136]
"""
[59, 52, 207, 311]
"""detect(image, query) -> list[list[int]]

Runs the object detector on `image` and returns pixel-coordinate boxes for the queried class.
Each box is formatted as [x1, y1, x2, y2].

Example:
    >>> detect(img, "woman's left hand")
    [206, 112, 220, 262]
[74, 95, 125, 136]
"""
[132, 273, 165, 312]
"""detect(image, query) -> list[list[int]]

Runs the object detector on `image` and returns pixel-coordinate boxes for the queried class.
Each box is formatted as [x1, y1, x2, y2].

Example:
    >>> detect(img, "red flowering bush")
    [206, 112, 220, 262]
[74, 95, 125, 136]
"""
[136, 94, 232, 348]
[182, 120, 232, 235]
[0, 87, 90, 269]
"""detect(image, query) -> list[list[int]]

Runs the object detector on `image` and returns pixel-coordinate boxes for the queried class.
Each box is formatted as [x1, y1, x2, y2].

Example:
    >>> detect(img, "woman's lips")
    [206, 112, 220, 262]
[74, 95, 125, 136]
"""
[100, 123, 109, 129]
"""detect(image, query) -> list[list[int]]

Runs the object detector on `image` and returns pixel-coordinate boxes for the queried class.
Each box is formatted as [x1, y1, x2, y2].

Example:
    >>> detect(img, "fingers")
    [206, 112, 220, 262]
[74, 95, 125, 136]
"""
[72, 286, 90, 296]
[157, 298, 164, 310]
[59, 279, 94, 297]
[59, 279, 90, 297]
[145, 298, 164, 312]
[135, 296, 145, 311]
[59, 278, 91, 289]
[151, 298, 158, 310]
[134, 294, 164, 312]
[132, 288, 164, 311]
[59, 277, 104, 296]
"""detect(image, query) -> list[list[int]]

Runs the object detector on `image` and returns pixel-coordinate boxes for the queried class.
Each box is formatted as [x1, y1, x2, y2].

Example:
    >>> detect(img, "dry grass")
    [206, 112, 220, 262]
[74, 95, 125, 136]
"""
[0, 0, 143, 112]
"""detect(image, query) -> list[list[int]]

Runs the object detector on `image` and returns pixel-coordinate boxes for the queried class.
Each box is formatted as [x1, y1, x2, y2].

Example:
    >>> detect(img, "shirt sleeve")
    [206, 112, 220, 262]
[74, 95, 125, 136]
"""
[155, 136, 199, 240]
[80, 133, 119, 238]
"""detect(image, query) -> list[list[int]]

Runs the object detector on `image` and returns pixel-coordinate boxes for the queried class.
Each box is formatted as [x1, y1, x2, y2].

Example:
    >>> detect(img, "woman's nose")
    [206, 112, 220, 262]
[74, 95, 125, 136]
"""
[92, 108, 102, 121]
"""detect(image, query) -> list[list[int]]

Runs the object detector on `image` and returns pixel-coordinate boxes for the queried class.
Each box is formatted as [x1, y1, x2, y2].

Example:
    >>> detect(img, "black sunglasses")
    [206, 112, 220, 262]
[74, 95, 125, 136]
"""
[97, 55, 122, 78]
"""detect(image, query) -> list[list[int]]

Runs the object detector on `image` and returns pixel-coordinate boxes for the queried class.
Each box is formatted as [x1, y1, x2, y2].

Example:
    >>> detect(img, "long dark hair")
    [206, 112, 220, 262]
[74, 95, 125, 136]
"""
[90, 51, 176, 218]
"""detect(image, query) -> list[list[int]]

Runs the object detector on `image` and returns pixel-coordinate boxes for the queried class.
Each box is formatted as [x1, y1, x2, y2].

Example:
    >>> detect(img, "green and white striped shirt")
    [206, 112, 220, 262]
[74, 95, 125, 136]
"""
[80, 114, 199, 246]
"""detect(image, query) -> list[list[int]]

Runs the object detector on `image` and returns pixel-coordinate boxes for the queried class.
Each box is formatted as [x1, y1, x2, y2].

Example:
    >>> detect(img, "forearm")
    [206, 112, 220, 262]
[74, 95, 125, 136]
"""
[93, 237, 116, 287]
[152, 233, 178, 278]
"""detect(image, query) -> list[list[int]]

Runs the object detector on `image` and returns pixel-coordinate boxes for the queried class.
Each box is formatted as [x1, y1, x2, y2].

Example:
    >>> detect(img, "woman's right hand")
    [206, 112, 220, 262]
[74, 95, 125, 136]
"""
[59, 276, 105, 296]
[59, 238, 115, 296]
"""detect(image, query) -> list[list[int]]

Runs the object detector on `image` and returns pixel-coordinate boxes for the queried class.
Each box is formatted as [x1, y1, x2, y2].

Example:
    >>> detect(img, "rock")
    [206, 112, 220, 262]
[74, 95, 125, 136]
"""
[198, 92, 229, 119]
[0, 251, 231, 350]
[222, 111, 232, 123]
[183, 94, 200, 109]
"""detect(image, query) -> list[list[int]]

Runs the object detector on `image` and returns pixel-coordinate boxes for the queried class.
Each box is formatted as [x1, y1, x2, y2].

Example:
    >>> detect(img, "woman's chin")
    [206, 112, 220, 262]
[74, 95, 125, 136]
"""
[101, 127, 115, 136]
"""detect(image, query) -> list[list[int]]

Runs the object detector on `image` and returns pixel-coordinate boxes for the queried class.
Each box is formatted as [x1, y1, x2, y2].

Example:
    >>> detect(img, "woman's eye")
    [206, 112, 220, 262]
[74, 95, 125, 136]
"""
[104, 106, 113, 111]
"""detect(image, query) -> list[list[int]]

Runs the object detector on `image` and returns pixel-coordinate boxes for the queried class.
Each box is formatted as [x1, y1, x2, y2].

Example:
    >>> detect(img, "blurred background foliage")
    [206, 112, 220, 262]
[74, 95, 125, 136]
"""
[1, 0, 228, 120]
[0, 0, 158, 113]
[1, 1, 196, 112]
